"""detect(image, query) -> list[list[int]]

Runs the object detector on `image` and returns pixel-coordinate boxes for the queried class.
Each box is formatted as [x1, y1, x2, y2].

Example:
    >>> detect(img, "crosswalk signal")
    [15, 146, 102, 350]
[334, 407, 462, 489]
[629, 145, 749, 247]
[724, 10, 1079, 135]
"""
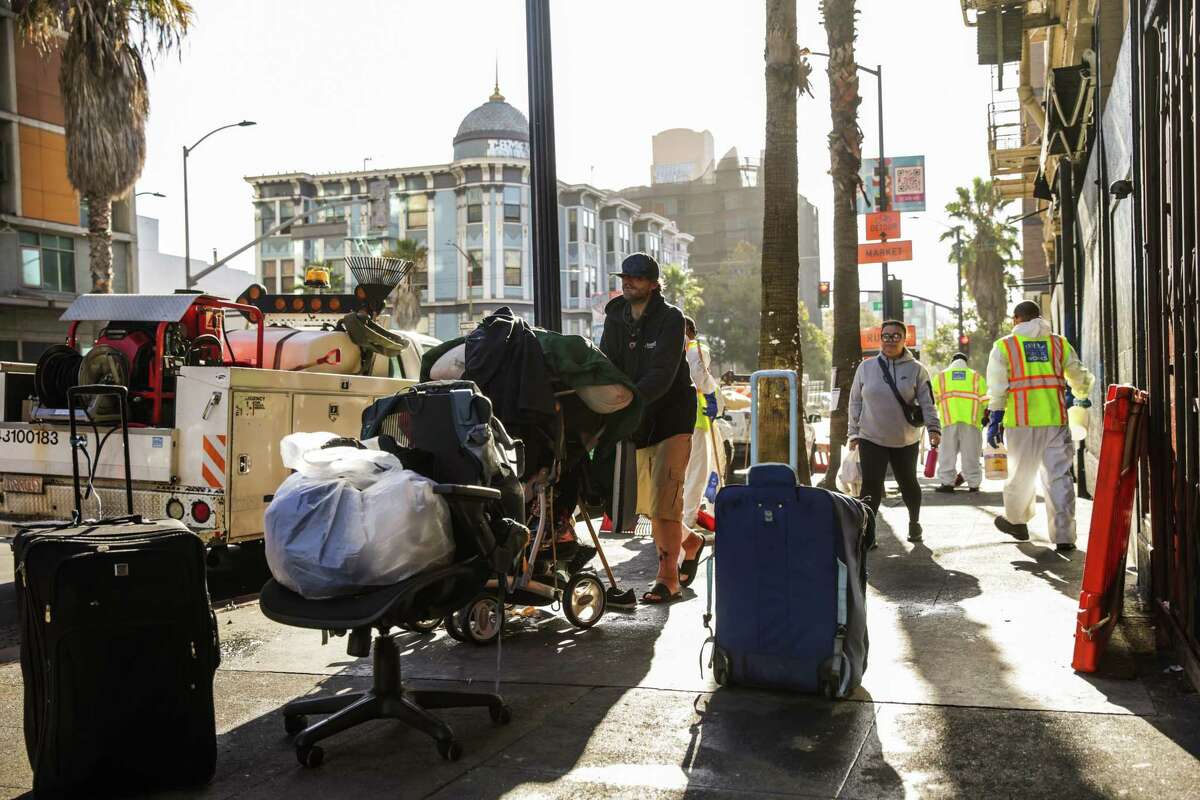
[818, 281, 831, 308]
[958, 334, 971, 355]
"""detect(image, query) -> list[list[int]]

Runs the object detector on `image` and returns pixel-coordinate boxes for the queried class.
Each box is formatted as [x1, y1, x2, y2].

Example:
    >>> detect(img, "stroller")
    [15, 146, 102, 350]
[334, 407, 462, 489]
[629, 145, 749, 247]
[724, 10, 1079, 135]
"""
[362, 380, 612, 645]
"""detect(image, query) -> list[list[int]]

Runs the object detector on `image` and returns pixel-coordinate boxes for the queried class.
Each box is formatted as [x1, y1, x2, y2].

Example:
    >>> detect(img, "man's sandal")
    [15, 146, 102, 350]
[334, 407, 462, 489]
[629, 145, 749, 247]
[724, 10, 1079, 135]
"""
[641, 582, 682, 604]
[678, 538, 708, 588]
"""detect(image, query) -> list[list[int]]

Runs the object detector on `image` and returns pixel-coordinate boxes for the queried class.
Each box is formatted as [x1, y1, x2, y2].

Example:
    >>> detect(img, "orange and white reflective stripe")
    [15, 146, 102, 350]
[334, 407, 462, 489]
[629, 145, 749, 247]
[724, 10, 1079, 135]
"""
[202, 434, 227, 489]
[1051, 335, 1068, 421]
[1002, 337, 1027, 425]
[937, 373, 952, 422]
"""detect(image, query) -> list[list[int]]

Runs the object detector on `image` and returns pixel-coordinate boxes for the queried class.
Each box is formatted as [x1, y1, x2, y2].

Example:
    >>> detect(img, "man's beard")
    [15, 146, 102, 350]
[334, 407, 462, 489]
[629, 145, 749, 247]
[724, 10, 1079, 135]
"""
[623, 285, 652, 303]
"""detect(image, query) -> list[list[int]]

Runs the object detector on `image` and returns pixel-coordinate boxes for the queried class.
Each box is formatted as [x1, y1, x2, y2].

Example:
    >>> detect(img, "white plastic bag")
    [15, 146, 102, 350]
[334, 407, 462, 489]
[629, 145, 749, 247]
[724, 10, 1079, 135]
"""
[836, 445, 862, 497]
[265, 433, 454, 599]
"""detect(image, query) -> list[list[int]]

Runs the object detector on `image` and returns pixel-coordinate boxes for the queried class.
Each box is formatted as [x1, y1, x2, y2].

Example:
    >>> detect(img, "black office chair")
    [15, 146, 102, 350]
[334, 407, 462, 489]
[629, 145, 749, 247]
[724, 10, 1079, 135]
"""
[262, 382, 528, 767]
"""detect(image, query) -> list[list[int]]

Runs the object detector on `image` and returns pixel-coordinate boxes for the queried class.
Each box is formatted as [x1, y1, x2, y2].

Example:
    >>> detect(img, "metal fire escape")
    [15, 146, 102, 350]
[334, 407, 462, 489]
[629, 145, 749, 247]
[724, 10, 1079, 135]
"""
[962, 1, 1059, 201]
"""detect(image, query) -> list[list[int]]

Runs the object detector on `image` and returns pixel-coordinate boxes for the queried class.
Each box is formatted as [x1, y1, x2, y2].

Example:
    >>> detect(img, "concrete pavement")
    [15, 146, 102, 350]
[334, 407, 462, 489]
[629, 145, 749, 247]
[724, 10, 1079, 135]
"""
[1, 476, 1198, 798]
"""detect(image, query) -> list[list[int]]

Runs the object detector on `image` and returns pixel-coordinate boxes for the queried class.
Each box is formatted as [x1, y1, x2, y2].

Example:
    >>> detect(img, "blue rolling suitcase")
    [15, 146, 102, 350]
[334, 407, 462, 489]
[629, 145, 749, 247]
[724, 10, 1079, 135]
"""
[707, 370, 873, 697]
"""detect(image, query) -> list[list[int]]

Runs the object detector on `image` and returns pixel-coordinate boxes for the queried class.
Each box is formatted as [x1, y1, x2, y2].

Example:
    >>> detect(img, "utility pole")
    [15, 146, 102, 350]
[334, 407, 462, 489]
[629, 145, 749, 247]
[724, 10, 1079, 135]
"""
[873, 64, 890, 319]
[525, 0, 562, 332]
[955, 227, 964, 342]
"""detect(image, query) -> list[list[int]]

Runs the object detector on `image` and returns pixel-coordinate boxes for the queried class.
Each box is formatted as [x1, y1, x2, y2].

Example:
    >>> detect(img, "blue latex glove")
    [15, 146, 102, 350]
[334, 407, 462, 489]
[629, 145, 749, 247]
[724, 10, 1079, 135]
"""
[1065, 388, 1075, 409]
[703, 392, 719, 419]
[987, 410, 1005, 448]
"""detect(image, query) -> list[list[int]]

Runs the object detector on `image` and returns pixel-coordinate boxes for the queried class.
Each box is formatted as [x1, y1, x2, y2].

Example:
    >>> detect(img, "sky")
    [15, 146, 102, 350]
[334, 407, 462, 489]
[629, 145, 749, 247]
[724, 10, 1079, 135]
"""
[136, 0, 997, 310]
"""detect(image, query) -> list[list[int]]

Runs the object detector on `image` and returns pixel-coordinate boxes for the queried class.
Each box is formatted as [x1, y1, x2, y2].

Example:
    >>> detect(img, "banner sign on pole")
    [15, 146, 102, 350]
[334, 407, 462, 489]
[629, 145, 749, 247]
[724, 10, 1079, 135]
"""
[858, 240, 913, 264]
[857, 155, 926, 214]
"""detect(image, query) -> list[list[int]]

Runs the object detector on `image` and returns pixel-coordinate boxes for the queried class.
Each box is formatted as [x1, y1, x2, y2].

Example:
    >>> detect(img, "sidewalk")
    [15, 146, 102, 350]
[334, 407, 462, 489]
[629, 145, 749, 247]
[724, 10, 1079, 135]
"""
[1, 478, 1198, 798]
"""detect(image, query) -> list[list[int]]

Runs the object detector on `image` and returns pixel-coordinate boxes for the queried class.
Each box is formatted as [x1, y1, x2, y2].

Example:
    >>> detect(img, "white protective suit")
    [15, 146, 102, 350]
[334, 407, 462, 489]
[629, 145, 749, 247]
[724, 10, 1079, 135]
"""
[936, 356, 986, 489]
[682, 338, 723, 526]
[986, 317, 1095, 544]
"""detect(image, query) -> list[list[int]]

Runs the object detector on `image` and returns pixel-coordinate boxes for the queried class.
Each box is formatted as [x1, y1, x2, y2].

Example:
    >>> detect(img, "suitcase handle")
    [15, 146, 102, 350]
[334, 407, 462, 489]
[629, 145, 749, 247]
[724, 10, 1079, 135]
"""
[67, 385, 134, 521]
[749, 369, 799, 471]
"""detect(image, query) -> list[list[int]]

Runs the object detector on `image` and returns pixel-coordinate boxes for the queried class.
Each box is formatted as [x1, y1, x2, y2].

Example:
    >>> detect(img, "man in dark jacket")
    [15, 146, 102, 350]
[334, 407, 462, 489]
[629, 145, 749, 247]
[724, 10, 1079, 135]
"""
[600, 253, 704, 604]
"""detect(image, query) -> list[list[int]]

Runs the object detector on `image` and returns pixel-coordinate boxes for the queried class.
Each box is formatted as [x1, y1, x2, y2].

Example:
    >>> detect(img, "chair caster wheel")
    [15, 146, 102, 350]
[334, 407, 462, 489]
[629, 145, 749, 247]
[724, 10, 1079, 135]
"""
[284, 714, 307, 737]
[296, 744, 324, 768]
[489, 703, 512, 725]
[437, 739, 463, 762]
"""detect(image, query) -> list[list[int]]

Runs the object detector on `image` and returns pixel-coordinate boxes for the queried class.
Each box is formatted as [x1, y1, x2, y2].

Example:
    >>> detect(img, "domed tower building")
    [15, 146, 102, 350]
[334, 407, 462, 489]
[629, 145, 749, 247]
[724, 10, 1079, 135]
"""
[246, 84, 691, 342]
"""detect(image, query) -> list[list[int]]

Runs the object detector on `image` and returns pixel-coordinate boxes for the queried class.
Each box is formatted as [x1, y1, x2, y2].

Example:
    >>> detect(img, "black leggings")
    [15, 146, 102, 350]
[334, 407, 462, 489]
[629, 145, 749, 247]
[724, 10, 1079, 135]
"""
[858, 439, 922, 523]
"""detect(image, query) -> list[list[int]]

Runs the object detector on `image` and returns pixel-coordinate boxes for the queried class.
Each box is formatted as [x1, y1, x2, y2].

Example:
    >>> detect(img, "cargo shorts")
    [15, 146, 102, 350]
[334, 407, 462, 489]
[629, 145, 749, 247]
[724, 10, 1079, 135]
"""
[635, 433, 692, 523]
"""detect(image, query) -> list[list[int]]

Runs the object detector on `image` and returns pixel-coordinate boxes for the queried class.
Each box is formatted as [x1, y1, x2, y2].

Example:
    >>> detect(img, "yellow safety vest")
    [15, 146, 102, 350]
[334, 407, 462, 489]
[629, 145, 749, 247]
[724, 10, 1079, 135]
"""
[934, 365, 987, 428]
[995, 333, 1071, 428]
[688, 340, 710, 432]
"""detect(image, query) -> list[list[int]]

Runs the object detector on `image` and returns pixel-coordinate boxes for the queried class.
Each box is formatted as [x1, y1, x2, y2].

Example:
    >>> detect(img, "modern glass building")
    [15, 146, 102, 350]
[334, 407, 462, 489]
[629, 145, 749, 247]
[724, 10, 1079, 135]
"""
[245, 86, 691, 342]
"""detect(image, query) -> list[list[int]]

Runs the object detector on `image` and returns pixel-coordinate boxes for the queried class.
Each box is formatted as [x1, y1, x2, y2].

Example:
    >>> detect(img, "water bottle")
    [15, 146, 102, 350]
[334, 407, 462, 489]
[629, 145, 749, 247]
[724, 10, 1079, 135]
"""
[983, 444, 1008, 481]
[923, 446, 938, 478]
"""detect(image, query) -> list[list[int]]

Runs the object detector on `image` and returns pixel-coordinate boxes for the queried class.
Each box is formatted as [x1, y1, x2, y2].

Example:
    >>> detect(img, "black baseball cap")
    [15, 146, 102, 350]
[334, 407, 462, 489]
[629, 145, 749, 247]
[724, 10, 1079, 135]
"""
[616, 252, 659, 281]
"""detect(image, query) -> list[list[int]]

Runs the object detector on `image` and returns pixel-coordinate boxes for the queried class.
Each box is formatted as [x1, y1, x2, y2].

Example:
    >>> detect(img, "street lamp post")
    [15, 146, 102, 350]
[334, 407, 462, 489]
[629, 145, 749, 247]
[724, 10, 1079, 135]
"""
[799, 50, 888, 315]
[183, 120, 256, 288]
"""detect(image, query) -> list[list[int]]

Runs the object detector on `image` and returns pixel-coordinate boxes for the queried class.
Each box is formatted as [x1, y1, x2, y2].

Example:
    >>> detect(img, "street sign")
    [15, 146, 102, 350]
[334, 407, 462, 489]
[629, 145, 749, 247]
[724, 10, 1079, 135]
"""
[858, 240, 913, 264]
[857, 155, 927, 214]
[871, 299, 912, 311]
[866, 211, 901, 241]
[860, 325, 917, 350]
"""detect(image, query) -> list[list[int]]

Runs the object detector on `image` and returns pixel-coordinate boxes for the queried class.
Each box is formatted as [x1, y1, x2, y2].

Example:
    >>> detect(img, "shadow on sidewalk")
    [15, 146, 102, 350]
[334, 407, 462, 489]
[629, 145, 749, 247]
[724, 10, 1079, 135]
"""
[1010, 540, 1083, 600]
[142, 538, 668, 799]
[845, 514, 1102, 798]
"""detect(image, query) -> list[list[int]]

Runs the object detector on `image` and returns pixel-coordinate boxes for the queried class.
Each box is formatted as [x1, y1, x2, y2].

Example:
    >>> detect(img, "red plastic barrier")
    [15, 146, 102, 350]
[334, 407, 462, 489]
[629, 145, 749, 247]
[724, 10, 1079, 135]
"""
[1072, 385, 1148, 673]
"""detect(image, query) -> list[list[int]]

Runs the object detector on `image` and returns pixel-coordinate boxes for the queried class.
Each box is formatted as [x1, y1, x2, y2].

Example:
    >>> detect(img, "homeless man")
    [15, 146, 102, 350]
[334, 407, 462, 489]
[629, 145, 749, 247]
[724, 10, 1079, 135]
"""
[600, 253, 705, 605]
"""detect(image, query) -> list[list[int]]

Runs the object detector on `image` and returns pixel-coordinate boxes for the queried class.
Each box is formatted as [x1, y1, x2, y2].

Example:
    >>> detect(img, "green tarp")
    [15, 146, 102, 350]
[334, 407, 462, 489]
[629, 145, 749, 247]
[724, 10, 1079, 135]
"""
[420, 329, 643, 448]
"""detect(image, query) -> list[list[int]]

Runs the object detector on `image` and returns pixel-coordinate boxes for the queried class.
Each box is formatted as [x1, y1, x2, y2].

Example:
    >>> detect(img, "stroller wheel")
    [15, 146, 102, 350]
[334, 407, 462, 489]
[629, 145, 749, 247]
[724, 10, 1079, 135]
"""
[401, 617, 442, 634]
[562, 572, 606, 629]
[443, 612, 468, 643]
[462, 593, 503, 645]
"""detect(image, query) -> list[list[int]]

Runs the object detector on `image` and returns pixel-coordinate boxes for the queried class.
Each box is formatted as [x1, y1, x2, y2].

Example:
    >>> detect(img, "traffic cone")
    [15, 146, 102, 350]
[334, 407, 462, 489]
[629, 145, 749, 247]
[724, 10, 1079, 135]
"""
[600, 514, 613, 533]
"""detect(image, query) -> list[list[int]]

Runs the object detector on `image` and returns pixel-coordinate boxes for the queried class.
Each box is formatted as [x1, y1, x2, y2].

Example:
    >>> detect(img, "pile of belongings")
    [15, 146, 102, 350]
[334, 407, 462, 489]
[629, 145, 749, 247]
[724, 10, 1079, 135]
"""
[421, 307, 643, 481]
[264, 432, 455, 599]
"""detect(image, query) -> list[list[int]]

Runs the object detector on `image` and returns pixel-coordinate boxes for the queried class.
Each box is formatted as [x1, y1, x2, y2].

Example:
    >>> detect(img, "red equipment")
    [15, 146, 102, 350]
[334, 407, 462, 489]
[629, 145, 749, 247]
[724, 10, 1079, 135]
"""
[1072, 385, 1148, 673]
[61, 294, 264, 427]
[924, 446, 938, 479]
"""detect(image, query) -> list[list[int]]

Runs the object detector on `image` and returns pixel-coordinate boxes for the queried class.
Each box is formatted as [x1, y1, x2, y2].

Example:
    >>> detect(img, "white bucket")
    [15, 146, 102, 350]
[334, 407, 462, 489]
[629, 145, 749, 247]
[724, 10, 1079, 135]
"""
[984, 446, 1008, 481]
[1068, 404, 1088, 442]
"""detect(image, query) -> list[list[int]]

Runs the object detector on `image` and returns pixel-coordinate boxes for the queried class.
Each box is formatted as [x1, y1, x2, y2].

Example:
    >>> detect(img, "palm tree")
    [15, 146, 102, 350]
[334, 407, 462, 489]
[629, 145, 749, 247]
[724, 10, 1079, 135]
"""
[942, 178, 1020, 372]
[819, 0, 863, 488]
[660, 263, 704, 318]
[382, 238, 428, 330]
[760, 0, 813, 480]
[17, 1, 193, 294]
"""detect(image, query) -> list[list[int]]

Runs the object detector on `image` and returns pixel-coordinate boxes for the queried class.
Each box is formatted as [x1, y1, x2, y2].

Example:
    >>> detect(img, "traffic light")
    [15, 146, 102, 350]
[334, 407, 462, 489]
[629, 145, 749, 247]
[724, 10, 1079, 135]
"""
[818, 281, 831, 308]
[884, 277, 903, 319]
[958, 333, 971, 355]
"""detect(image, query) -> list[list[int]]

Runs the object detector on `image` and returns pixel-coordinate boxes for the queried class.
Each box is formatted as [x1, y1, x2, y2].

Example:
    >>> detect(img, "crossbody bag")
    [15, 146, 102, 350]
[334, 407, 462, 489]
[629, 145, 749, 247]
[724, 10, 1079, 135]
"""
[878, 356, 926, 428]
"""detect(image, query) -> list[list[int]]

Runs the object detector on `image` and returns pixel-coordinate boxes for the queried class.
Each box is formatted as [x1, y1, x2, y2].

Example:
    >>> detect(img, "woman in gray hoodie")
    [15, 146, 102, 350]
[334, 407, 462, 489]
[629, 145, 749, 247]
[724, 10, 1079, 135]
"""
[848, 320, 942, 543]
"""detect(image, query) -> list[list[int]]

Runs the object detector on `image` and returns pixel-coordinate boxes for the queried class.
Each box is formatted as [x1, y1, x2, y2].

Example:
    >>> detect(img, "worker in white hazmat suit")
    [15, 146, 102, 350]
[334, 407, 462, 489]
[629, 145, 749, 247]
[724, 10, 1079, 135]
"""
[986, 300, 1095, 552]
[681, 316, 723, 527]
[931, 352, 988, 492]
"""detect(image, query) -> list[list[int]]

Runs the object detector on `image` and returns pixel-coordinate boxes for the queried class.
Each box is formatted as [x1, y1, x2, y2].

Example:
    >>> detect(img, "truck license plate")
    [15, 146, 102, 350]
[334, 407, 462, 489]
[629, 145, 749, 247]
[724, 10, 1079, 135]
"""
[3, 475, 43, 494]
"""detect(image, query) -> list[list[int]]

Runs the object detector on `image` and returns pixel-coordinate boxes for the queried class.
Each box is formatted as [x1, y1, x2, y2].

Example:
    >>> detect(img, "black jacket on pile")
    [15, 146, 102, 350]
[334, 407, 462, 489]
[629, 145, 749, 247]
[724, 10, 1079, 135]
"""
[599, 290, 695, 448]
[464, 306, 559, 477]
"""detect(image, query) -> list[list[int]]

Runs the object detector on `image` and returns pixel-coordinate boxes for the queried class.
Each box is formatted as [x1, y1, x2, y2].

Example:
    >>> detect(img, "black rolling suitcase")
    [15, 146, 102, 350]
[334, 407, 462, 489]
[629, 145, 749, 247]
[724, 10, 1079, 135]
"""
[13, 386, 219, 797]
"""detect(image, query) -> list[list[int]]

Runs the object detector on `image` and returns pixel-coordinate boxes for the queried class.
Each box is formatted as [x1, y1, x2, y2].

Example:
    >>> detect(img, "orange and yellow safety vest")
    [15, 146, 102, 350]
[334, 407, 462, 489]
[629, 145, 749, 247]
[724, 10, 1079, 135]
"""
[995, 333, 1071, 427]
[933, 365, 987, 428]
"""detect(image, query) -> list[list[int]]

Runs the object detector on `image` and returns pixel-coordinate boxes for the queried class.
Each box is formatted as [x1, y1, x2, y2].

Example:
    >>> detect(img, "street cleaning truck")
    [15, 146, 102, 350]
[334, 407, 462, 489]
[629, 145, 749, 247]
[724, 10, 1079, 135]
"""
[0, 258, 428, 550]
